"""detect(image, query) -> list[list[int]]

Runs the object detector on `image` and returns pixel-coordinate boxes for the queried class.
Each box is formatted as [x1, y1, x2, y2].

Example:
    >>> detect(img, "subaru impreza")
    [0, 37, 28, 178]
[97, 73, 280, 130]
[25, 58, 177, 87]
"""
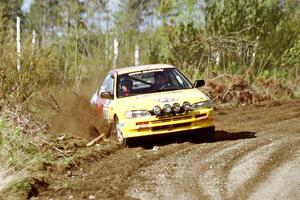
[91, 64, 215, 145]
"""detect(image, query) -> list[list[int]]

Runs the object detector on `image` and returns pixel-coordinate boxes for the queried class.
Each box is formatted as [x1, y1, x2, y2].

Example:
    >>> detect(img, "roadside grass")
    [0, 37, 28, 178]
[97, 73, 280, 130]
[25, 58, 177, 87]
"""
[0, 111, 107, 199]
[294, 86, 300, 99]
[0, 116, 51, 199]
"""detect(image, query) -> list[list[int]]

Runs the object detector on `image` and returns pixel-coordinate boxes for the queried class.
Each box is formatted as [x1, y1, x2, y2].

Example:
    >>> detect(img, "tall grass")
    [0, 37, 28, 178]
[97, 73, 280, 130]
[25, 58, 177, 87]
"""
[0, 116, 46, 195]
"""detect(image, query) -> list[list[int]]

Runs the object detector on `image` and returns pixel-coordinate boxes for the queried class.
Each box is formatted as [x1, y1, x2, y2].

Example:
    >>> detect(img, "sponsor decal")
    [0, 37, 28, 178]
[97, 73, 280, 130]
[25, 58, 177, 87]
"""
[103, 99, 112, 120]
[135, 90, 184, 99]
[156, 97, 178, 103]
[118, 123, 126, 128]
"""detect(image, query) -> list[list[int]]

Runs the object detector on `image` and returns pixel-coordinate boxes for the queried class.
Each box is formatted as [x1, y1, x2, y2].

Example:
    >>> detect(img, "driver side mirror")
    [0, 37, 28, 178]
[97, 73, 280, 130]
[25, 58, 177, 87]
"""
[100, 91, 113, 99]
[194, 80, 205, 88]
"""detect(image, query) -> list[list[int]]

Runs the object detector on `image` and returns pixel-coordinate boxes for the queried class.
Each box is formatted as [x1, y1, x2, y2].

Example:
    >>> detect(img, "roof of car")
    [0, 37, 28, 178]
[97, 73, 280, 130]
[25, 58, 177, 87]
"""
[109, 64, 175, 75]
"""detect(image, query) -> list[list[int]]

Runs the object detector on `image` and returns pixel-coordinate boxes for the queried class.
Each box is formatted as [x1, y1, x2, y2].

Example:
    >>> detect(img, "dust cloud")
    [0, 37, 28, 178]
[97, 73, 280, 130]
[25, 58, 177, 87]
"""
[40, 70, 109, 139]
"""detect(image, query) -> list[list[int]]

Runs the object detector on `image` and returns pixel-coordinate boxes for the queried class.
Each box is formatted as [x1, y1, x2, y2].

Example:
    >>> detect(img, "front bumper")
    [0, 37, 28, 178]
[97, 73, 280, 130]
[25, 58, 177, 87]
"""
[119, 108, 215, 139]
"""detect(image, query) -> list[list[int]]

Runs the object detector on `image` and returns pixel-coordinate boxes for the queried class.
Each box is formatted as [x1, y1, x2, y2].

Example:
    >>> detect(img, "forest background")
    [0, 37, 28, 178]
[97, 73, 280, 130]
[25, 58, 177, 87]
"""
[0, 0, 299, 106]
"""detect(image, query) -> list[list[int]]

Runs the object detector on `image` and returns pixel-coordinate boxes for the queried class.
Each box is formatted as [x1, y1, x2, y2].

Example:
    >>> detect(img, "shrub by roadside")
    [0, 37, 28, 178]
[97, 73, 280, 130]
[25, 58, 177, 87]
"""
[0, 114, 49, 199]
[203, 74, 297, 105]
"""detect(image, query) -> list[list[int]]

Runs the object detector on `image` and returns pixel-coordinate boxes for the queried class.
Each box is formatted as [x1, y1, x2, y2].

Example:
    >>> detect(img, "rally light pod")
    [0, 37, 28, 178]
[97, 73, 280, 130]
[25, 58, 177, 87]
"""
[182, 101, 191, 111]
[163, 104, 172, 113]
[172, 103, 181, 113]
[153, 106, 162, 115]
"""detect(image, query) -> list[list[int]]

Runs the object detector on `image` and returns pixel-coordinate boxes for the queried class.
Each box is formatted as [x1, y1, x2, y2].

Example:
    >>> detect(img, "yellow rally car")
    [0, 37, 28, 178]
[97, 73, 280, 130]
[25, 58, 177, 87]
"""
[91, 64, 215, 145]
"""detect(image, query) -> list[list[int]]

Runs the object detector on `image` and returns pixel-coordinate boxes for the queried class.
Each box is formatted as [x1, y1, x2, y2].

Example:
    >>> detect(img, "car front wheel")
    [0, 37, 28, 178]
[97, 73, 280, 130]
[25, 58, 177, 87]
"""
[109, 117, 128, 147]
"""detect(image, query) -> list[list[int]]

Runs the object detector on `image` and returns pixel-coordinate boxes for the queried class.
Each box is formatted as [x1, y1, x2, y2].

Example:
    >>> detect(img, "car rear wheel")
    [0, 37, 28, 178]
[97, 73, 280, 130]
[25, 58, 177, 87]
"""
[109, 117, 128, 147]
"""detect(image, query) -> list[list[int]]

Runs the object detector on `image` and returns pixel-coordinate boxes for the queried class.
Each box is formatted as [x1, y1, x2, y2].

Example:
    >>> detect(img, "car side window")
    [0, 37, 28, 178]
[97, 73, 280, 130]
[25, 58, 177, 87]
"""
[99, 75, 111, 91]
[106, 76, 114, 95]
[98, 74, 114, 98]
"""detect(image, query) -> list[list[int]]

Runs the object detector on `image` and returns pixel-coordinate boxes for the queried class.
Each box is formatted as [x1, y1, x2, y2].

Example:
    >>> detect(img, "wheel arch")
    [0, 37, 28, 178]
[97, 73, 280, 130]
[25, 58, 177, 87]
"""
[113, 114, 118, 121]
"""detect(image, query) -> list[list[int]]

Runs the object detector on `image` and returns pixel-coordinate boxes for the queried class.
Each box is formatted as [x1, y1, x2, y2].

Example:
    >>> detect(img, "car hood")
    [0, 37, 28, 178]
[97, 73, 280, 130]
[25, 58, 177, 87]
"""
[114, 88, 209, 111]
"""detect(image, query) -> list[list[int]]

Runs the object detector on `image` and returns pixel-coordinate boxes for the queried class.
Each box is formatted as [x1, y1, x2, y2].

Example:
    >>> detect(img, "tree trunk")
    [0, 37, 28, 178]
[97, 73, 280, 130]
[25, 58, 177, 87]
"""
[16, 16, 21, 73]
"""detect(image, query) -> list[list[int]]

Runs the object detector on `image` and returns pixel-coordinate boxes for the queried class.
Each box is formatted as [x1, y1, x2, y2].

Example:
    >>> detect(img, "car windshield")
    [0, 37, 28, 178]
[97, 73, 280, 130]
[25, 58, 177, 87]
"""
[117, 68, 193, 98]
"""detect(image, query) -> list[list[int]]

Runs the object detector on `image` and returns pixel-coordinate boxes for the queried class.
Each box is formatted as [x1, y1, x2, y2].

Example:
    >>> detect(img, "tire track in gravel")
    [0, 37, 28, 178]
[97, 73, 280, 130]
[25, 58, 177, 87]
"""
[248, 150, 300, 200]
[189, 137, 282, 199]
[213, 140, 276, 198]
[196, 140, 258, 200]
[226, 141, 282, 195]
[124, 142, 221, 200]
[125, 139, 255, 199]
[234, 136, 300, 200]
[226, 117, 300, 198]
[195, 139, 267, 199]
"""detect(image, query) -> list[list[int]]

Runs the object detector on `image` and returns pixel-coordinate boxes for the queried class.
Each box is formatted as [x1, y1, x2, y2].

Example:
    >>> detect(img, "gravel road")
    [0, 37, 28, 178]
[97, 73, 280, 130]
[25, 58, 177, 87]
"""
[34, 100, 300, 200]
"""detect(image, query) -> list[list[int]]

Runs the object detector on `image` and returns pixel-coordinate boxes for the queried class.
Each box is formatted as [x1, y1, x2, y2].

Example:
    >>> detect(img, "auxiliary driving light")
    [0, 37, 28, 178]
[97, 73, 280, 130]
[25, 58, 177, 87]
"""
[153, 106, 162, 115]
[182, 101, 191, 111]
[163, 104, 172, 113]
[172, 103, 181, 113]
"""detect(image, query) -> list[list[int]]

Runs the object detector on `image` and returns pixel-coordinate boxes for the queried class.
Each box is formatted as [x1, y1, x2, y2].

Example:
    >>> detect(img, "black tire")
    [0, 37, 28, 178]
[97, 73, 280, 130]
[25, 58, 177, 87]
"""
[109, 117, 128, 147]
[202, 126, 215, 142]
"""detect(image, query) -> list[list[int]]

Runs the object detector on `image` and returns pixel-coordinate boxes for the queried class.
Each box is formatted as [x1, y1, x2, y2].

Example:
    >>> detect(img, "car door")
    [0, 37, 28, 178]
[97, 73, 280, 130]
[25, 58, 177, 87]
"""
[92, 74, 114, 120]
[102, 75, 114, 120]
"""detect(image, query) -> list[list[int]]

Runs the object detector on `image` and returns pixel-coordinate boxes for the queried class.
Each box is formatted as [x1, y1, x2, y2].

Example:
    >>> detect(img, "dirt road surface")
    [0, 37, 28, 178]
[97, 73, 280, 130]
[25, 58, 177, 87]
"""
[33, 100, 300, 200]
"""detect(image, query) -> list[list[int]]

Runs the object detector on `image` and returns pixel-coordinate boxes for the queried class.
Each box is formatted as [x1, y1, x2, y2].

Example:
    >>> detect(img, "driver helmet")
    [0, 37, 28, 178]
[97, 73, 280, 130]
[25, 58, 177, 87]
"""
[155, 72, 168, 85]
[120, 76, 133, 89]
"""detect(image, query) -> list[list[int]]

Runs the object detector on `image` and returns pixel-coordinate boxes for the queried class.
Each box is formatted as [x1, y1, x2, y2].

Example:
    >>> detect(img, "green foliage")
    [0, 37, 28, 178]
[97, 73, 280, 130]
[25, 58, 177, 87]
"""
[149, 23, 210, 79]
[281, 38, 300, 69]
[0, 117, 42, 168]
[0, 115, 52, 197]
[0, 0, 24, 21]
[149, 0, 299, 83]
[148, 26, 172, 64]
[168, 23, 205, 67]
[0, 37, 66, 103]
[10, 178, 32, 193]
[157, 0, 174, 25]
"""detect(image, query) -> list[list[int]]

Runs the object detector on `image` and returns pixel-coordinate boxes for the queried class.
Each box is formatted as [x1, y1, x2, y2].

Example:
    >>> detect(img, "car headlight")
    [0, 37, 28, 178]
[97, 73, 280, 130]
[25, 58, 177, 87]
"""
[125, 110, 151, 119]
[191, 101, 212, 110]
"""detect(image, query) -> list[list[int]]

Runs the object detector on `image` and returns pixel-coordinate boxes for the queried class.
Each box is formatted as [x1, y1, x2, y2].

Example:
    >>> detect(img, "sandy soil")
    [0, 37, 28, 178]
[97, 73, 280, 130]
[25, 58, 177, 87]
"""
[32, 99, 300, 200]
